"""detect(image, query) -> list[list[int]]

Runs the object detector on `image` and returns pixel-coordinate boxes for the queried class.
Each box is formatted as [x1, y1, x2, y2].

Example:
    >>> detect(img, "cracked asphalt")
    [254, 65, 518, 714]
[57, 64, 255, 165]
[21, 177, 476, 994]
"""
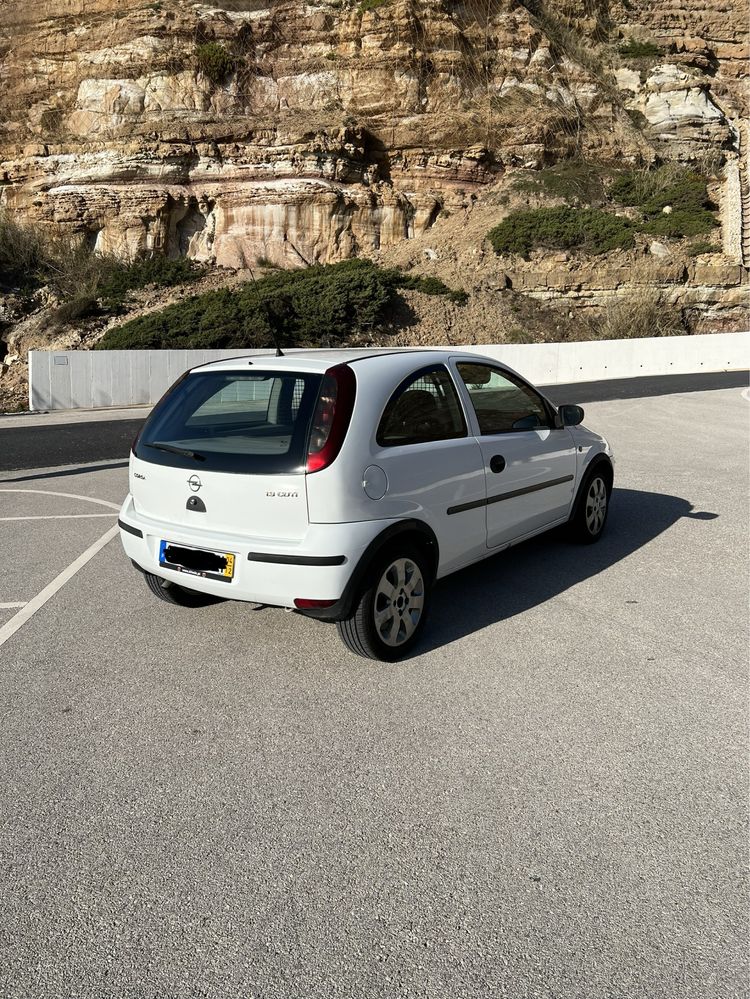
[0, 381, 747, 999]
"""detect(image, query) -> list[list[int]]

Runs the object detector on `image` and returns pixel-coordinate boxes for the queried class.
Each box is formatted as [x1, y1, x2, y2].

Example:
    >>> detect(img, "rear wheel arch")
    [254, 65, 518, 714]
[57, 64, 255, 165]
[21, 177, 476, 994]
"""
[344, 520, 438, 615]
[300, 519, 439, 622]
[361, 520, 440, 585]
[336, 540, 433, 660]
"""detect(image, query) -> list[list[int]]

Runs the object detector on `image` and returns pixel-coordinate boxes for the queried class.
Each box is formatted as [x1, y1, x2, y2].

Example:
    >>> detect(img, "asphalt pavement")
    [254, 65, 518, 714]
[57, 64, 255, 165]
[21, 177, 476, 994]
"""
[0, 383, 747, 998]
[1, 370, 746, 473]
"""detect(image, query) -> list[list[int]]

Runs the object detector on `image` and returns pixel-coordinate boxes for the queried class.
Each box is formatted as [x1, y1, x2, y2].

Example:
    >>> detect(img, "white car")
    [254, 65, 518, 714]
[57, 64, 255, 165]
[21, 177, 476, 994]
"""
[119, 349, 613, 660]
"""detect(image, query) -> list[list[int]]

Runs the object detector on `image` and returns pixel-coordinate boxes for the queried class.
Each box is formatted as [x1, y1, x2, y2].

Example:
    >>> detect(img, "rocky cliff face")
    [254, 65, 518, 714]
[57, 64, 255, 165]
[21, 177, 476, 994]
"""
[0, 0, 747, 393]
[3, 0, 744, 263]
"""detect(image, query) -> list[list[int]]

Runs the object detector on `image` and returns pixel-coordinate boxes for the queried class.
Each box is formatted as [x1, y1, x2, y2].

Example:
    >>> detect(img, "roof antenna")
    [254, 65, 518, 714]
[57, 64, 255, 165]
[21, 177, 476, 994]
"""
[247, 262, 284, 357]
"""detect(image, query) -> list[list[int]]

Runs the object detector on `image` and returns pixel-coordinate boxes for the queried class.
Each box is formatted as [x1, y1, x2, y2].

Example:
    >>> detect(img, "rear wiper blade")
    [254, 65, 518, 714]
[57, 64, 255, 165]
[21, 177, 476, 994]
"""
[145, 441, 205, 461]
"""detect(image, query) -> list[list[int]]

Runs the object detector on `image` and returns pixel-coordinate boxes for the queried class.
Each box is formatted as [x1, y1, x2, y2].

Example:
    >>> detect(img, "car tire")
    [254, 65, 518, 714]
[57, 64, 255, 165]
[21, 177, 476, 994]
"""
[143, 571, 224, 607]
[568, 468, 611, 544]
[336, 546, 432, 661]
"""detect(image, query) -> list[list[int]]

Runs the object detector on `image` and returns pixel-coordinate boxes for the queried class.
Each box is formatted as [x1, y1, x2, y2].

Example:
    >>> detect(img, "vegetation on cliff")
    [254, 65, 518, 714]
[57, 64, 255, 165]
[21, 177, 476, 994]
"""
[488, 165, 717, 258]
[618, 38, 662, 60]
[95, 260, 467, 350]
[610, 166, 715, 216]
[488, 206, 636, 257]
[195, 43, 235, 85]
[0, 211, 204, 318]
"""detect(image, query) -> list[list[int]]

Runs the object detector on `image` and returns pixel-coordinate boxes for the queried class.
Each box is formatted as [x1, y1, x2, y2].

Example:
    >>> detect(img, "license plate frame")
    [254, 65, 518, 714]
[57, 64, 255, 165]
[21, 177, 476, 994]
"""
[159, 540, 235, 582]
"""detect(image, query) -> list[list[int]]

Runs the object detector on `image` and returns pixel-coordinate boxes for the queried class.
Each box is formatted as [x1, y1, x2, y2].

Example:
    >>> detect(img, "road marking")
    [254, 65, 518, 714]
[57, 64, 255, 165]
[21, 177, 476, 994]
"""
[0, 514, 116, 521]
[0, 525, 119, 650]
[0, 489, 123, 650]
[0, 488, 121, 511]
[0, 603, 26, 609]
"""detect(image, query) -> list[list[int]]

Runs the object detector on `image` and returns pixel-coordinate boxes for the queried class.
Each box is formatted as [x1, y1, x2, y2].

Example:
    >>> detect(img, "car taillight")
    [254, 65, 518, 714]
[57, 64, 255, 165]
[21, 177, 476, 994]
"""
[306, 364, 356, 473]
[294, 598, 337, 609]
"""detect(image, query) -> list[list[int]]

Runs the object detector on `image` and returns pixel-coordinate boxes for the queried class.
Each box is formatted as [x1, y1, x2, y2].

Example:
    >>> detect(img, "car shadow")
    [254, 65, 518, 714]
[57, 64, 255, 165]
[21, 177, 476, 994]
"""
[1, 461, 130, 482]
[421, 487, 718, 654]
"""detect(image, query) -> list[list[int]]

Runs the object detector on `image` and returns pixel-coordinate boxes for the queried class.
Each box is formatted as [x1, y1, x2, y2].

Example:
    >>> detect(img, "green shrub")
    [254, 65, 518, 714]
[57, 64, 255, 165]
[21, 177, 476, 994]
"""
[95, 261, 393, 350]
[195, 43, 234, 85]
[641, 174, 710, 217]
[686, 239, 720, 256]
[512, 161, 609, 206]
[95, 260, 466, 350]
[619, 38, 660, 59]
[97, 255, 204, 311]
[397, 273, 469, 304]
[487, 206, 635, 258]
[358, 0, 389, 12]
[610, 166, 717, 238]
[50, 295, 99, 327]
[641, 209, 718, 238]
[610, 166, 709, 214]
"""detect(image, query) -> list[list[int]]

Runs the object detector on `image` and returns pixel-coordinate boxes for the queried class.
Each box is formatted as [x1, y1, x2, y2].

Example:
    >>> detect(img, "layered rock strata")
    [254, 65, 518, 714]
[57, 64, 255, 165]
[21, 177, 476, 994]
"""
[0, 0, 747, 343]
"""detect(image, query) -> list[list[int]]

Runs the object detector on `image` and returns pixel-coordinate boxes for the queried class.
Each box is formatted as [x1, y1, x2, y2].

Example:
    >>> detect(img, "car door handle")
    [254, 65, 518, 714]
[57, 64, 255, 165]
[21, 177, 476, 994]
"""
[489, 454, 506, 474]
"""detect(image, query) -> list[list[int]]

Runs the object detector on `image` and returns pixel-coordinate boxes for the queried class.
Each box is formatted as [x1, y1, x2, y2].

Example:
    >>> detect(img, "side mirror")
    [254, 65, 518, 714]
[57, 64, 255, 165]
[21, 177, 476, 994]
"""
[558, 404, 584, 427]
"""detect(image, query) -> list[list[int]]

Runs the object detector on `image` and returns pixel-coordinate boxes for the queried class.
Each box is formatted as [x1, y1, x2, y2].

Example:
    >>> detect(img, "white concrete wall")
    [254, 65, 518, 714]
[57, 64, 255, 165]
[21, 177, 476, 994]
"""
[460, 332, 750, 385]
[28, 349, 270, 412]
[28, 332, 749, 411]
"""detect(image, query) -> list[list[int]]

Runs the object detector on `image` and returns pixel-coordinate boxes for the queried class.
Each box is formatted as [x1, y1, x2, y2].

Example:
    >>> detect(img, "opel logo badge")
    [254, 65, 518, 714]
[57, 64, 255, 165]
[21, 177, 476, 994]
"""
[188, 474, 202, 492]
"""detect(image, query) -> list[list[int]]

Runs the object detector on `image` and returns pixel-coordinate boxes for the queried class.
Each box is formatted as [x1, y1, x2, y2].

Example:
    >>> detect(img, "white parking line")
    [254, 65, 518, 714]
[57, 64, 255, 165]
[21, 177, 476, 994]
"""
[0, 526, 119, 650]
[0, 488, 123, 650]
[0, 488, 121, 511]
[0, 603, 26, 609]
[0, 514, 116, 521]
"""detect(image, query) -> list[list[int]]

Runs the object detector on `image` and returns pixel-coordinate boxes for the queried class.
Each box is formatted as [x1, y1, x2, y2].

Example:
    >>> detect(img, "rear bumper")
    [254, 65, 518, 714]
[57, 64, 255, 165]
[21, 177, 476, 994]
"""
[117, 494, 392, 613]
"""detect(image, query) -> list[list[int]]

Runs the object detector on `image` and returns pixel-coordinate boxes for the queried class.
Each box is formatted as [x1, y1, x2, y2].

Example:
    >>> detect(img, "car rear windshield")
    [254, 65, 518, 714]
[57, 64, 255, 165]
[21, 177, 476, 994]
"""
[134, 370, 323, 474]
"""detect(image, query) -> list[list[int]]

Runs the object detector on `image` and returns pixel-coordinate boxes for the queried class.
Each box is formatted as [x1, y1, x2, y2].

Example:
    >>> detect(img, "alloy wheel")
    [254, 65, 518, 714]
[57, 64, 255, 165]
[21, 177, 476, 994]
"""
[585, 476, 608, 535]
[373, 557, 425, 647]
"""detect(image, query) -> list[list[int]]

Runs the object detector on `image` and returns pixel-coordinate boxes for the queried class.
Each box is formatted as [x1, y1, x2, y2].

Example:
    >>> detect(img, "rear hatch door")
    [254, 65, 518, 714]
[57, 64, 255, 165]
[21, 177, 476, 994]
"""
[131, 368, 322, 540]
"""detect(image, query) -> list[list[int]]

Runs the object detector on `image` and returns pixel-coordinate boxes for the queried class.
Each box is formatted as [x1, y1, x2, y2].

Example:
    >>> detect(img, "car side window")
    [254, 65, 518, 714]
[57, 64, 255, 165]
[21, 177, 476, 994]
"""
[377, 365, 467, 447]
[456, 363, 550, 435]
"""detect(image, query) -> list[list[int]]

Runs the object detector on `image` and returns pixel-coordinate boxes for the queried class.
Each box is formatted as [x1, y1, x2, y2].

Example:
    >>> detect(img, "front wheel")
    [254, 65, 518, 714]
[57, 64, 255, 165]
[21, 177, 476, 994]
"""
[336, 548, 431, 661]
[568, 469, 611, 543]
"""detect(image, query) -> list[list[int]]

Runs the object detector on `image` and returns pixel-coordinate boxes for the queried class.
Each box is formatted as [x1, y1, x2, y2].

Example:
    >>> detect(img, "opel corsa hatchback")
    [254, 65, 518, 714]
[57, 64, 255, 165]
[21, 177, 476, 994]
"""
[119, 349, 613, 660]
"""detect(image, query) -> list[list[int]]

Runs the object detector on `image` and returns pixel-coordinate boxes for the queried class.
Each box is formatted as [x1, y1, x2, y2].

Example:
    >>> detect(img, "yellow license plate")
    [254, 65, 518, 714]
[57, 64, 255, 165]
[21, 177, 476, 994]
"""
[159, 541, 235, 582]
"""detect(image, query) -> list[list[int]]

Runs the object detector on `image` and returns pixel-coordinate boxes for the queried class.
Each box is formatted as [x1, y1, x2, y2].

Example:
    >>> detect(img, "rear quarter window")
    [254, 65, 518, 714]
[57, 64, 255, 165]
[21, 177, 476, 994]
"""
[377, 366, 467, 447]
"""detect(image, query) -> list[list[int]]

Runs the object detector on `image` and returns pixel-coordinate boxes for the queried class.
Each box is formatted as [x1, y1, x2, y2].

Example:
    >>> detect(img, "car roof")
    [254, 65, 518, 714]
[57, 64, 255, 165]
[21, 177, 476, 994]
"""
[190, 347, 509, 376]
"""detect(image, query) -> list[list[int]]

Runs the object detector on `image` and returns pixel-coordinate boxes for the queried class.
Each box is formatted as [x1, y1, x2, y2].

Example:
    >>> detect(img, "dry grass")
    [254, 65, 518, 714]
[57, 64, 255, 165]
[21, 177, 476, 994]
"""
[594, 287, 684, 339]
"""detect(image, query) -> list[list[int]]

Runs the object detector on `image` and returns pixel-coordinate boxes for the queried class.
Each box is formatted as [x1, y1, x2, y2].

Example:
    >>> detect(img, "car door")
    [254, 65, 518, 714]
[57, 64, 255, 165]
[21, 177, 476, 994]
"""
[371, 363, 488, 575]
[453, 360, 577, 549]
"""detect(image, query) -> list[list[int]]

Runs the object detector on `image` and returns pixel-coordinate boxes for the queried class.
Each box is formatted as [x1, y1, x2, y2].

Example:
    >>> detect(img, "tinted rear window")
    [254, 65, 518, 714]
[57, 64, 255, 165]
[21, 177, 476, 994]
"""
[134, 371, 322, 474]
